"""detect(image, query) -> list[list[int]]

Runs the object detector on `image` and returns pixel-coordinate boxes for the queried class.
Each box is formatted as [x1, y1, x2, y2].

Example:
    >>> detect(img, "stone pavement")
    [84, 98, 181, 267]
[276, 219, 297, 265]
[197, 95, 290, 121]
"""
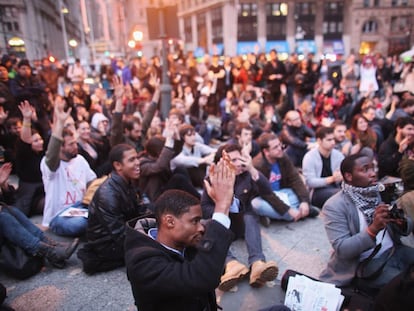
[0, 216, 331, 311]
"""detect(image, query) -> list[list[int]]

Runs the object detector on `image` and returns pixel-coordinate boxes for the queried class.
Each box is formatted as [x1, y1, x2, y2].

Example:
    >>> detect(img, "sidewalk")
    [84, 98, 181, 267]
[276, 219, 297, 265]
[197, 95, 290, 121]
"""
[0, 216, 330, 311]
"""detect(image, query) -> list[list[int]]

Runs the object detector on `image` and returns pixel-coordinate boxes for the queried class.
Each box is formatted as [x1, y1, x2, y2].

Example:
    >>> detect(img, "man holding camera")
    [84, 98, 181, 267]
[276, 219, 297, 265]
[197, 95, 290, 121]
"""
[319, 153, 414, 291]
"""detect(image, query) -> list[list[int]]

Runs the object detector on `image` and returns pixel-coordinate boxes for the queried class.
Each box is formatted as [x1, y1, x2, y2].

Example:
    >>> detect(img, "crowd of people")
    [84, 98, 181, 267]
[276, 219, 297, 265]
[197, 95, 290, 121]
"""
[0, 47, 414, 310]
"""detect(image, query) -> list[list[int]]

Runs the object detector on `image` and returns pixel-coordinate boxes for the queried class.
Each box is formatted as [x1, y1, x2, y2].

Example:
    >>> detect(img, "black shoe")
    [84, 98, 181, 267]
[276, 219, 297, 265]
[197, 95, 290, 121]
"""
[259, 216, 271, 227]
[308, 205, 320, 218]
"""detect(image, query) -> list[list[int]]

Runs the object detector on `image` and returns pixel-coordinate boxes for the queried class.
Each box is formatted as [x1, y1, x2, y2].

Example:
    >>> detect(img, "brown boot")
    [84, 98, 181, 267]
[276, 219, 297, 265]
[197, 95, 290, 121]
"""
[218, 260, 249, 291]
[249, 260, 278, 288]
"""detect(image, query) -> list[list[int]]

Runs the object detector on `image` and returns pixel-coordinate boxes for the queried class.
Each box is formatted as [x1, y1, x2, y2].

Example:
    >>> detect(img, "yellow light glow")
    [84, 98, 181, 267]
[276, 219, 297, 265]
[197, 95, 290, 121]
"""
[280, 3, 288, 16]
[68, 39, 78, 47]
[8, 37, 24, 46]
[61, 7, 69, 14]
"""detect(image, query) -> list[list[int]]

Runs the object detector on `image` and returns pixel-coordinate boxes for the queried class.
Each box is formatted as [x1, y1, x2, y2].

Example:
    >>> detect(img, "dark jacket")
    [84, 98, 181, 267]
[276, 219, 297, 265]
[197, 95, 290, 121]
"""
[138, 145, 175, 202]
[378, 134, 403, 179]
[280, 124, 315, 150]
[201, 170, 274, 218]
[253, 152, 310, 215]
[84, 172, 148, 263]
[125, 217, 234, 311]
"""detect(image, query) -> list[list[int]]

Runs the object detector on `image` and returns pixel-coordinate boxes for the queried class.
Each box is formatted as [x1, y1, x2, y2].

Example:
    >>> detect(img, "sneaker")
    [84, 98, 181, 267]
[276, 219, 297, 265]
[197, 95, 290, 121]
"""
[259, 216, 271, 228]
[308, 205, 320, 218]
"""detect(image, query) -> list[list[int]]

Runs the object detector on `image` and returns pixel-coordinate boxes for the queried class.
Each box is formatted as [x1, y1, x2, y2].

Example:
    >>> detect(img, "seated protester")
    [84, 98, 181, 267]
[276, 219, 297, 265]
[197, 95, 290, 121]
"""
[389, 97, 414, 121]
[227, 122, 260, 158]
[78, 144, 150, 274]
[252, 132, 319, 224]
[124, 156, 236, 311]
[332, 120, 352, 157]
[14, 101, 45, 216]
[378, 117, 414, 179]
[302, 126, 344, 208]
[319, 153, 414, 292]
[40, 97, 97, 237]
[170, 124, 216, 188]
[90, 112, 111, 162]
[201, 143, 278, 292]
[280, 110, 315, 167]
[139, 120, 201, 202]
[110, 76, 159, 153]
[346, 113, 377, 156]
[0, 162, 79, 269]
[76, 120, 107, 177]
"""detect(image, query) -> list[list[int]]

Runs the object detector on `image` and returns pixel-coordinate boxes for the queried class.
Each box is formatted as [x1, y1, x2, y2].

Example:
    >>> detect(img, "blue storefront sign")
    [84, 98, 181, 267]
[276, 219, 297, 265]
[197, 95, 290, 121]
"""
[265, 41, 290, 54]
[236, 41, 260, 55]
[296, 40, 316, 55]
[210, 43, 224, 55]
[194, 47, 205, 58]
[323, 40, 345, 55]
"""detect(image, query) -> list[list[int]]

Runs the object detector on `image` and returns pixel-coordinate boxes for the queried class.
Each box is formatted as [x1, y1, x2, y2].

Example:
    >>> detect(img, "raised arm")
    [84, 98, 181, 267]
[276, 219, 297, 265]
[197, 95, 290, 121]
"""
[18, 100, 36, 144]
[44, 96, 72, 171]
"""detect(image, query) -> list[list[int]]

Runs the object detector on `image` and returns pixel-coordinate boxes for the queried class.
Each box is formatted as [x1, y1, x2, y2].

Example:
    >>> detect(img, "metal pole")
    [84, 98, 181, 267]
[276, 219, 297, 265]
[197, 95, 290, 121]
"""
[59, 0, 70, 62]
[159, 2, 171, 120]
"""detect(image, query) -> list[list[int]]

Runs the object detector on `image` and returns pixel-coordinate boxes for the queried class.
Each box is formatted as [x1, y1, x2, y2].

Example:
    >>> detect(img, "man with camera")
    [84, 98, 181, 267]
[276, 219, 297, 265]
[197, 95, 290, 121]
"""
[319, 153, 414, 292]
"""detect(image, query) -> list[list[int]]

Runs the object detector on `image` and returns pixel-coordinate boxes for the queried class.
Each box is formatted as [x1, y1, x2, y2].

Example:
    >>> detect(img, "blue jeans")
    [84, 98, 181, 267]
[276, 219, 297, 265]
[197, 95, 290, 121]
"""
[251, 188, 300, 221]
[361, 245, 414, 289]
[227, 212, 265, 266]
[0, 206, 44, 255]
[49, 202, 88, 237]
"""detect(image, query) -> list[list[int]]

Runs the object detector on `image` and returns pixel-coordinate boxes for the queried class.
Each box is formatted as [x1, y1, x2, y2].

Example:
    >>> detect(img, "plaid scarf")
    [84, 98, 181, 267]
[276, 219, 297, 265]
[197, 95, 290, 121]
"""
[342, 182, 381, 225]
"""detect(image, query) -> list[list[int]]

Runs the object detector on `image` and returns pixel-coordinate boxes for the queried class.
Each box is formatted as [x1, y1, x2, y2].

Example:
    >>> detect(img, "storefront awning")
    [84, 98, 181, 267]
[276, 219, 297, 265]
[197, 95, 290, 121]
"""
[323, 40, 345, 55]
[265, 41, 290, 54]
[296, 40, 316, 55]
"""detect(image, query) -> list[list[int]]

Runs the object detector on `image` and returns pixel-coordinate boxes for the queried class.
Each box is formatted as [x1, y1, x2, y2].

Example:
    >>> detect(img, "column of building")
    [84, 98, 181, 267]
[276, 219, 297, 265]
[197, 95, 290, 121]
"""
[222, 1, 237, 56]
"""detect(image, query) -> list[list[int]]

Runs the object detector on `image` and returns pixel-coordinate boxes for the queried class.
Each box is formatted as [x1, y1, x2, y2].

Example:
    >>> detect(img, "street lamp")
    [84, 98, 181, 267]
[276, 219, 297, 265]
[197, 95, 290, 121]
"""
[158, 1, 172, 120]
[59, 0, 70, 62]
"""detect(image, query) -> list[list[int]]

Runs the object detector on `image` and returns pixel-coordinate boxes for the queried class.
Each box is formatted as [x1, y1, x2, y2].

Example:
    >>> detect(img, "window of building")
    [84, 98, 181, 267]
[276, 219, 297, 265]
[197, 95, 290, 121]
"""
[13, 21, 19, 32]
[184, 16, 192, 44]
[211, 6, 223, 44]
[373, 0, 380, 6]
[402, 0, 408, 5]
[5, 22, 12, 32]
[390, 15, 410, 33]
[238, 3, 257, 17]
[266, 3, 288, 16]
[237, 3, 257, 41]
[324, 1, 343, 15]
[362, 20, 378, 33]
[391, 0, 397, 5]
[363, 0, 370, 7]
[295, 2, 316, 15]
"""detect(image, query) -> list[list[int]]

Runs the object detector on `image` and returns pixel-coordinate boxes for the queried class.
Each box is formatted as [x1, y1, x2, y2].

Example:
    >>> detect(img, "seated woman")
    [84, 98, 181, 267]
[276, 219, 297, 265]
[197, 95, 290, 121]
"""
[347, 113, 377, 155]
[0, 162, 79, 269]
[14, 101, 45, 216]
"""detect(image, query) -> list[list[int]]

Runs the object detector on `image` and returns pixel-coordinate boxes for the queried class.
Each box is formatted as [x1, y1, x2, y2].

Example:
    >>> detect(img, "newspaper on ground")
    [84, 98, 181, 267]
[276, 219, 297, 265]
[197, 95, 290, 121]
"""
[284, 274, 344, 311]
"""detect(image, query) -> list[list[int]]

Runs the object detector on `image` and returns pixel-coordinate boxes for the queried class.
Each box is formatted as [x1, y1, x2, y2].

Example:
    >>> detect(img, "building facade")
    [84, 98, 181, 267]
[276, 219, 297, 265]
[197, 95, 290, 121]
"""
[0, 0, 84, 62]
[175, 0, 413, 57]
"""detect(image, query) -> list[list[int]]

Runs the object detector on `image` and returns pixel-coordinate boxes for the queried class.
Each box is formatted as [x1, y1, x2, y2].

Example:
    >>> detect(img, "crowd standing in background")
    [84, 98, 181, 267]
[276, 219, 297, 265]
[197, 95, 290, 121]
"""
[0, 47, 414, 310]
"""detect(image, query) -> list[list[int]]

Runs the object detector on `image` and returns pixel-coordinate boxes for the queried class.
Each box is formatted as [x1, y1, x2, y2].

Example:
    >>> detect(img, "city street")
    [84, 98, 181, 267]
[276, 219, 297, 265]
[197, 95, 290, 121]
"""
[0, 216, 330, 311]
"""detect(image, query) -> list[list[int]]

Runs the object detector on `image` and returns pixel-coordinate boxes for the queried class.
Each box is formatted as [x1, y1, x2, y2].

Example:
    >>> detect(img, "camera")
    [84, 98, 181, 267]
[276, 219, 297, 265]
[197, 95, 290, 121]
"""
[388, 204, 405, 220]
[378, 176, 403, 205]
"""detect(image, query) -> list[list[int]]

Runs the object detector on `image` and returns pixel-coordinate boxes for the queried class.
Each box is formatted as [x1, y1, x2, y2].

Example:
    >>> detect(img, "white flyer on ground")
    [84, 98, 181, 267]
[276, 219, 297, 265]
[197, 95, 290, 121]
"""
[284, 274, 344, 311]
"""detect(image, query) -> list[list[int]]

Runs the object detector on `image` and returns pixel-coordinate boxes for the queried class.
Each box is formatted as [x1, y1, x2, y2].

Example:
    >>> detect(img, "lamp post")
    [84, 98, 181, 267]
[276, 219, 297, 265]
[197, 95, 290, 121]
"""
[158, 1, 172, 120]
[59, 0, 70, 62]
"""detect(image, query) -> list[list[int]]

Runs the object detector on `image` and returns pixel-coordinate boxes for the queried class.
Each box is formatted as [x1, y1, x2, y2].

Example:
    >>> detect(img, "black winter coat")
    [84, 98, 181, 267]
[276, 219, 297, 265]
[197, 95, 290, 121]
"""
[125, 217, 234, 311]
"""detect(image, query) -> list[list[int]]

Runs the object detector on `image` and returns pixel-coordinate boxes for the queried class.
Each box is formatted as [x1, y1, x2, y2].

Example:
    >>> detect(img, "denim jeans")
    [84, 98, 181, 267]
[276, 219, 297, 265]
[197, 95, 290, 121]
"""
[0, 206, 43, 255]
[251, 188, 300, 221]
[227, 212, 265, 266]
[49, 202, 88, 237]
[361, 245, 414, 289]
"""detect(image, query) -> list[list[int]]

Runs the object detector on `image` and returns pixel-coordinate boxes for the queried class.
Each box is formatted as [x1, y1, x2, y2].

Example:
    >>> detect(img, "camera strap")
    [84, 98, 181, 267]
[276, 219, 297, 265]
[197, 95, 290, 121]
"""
[355, 228, 395, 281]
